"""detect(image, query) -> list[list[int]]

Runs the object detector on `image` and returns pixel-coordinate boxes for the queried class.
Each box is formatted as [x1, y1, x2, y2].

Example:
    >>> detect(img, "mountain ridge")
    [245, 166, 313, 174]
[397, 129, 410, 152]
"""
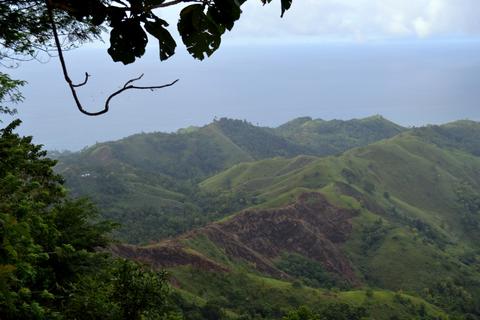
[56, 115, 408, 243]
[55, 116, 480, 318]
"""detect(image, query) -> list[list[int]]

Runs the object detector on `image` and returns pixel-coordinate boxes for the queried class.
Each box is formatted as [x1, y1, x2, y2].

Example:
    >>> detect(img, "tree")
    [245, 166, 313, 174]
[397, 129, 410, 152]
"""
[0, 0, 294, 116]
[0, 119, 113, 318]
[282, 306, 320, 320]
[283, 305, 368, 320]
[0, 120, 174, 319]
[0, 73, 25, 118]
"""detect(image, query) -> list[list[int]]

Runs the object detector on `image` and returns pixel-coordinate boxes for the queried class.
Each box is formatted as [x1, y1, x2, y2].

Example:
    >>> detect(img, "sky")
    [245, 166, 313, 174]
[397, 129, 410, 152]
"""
[3, 0, 480, 150]
[200, 0, 480, 41]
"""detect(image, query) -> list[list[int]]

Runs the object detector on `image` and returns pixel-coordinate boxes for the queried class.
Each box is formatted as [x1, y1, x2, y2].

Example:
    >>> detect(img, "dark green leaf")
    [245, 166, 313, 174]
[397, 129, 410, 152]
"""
[108, 19, 148, 65]
[178, 4, 224, 60]
[207, 0, 244, 31]
[91, 5, 107, 26]
[127, 0, 145, 15]
[145, 0, 167, 7]
[281, 0, 293, 17]
[144, 18, 177, 61]
[260, 0, 292, 17]
[106, 7, 127, 28]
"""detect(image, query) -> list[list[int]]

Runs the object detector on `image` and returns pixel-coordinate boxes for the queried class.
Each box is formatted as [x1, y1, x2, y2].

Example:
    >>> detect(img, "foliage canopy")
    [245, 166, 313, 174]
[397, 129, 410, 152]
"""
[0, 0, 294, 115]
[0, 120, 176, 319]
[1, 0, 293, 64]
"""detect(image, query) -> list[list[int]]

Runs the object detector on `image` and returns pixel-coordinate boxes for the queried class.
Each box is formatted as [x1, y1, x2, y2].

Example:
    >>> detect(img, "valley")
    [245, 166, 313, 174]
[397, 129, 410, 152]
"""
[55, 116, 480, 319]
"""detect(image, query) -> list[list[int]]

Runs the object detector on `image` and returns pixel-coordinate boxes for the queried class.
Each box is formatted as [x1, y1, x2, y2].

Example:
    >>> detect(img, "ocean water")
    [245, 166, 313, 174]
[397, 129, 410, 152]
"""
[5, 39, 480, 150]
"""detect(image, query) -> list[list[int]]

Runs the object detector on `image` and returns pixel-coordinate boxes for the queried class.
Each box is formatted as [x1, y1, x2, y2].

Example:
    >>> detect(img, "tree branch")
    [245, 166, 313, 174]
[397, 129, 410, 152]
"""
[105, 75, 179, 113]
[47, 0, 204, 16]
[71, 72, 90, 88]
[150, 0, 202, 9]
[45, 0, 179, 116]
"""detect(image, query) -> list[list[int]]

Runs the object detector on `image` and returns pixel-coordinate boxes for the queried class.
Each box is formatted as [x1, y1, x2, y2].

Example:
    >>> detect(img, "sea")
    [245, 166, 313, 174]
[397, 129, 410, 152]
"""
[4, 39, 480, 151]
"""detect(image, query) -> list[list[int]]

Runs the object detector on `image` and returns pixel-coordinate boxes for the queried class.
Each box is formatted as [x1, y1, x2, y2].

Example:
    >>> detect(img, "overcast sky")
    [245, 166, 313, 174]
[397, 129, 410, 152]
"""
[178, 0, 480, 41]
[4, 0, 480, 150]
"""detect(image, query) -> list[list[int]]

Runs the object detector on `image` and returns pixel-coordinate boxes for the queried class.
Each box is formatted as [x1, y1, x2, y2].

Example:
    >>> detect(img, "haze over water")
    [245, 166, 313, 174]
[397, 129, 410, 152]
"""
[7, 39, 480, 151]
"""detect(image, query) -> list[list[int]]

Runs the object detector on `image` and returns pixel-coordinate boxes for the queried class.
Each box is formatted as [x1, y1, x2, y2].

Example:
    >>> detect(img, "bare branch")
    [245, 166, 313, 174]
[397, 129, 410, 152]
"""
[145, 0, 203, 10]
[123, 74, 145, 88]
[71, 72, 90, 88]
[45, 0, 179, 116]
[111, 0, 129, 7]
[105, 77, 179, 116]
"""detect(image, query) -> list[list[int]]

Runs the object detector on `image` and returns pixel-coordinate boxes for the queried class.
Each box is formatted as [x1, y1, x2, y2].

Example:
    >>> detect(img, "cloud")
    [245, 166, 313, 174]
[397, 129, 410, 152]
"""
[414, 17, 431, 37]
[220, 0, 480, 41]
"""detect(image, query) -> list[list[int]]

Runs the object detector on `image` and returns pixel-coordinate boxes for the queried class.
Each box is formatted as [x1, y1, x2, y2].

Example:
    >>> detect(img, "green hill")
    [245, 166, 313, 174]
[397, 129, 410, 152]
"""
[56, 116, 401, 244]
[117, 120, 480, 319]
[56, 118, 308, 243]
[274, 115, 406, 155]
[112, 192, 449, 319]
[57, 117, 480, 318]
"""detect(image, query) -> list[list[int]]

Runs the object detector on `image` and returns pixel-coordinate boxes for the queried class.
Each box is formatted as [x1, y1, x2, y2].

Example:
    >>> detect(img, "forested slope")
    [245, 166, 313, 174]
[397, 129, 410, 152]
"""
[274, 115, 405, 155]
[113, 120, 480, 319]
[56, 117, 402, 243]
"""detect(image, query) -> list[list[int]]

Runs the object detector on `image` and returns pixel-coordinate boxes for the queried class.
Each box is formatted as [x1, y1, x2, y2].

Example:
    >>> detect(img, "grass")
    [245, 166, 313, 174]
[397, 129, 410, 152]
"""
[191, 126, 480, 317]
[57, 118, 480, 318]
[169, 266, 448, 319]
[183, 234, 232, 267]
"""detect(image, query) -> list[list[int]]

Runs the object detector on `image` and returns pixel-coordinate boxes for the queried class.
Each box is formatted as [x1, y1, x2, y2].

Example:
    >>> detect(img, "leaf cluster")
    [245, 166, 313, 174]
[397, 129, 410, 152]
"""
[0, 0, 102, 58]
[0, 73, 25, 118]
[0, 0, 294, 64]
[282, 305, 367, 320]
[0, 120, 174, 319]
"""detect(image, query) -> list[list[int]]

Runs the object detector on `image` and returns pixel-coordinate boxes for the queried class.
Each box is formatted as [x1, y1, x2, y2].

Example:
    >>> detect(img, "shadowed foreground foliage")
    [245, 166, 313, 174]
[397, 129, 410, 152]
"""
[2, 118, 473, 319]
[0, 120, 179, 319]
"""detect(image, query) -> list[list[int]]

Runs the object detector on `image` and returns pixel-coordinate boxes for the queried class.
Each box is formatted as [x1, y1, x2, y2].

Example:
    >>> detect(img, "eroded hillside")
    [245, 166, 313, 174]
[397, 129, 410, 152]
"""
[53, 117, 480, 318]
[56, 116, 403, 243]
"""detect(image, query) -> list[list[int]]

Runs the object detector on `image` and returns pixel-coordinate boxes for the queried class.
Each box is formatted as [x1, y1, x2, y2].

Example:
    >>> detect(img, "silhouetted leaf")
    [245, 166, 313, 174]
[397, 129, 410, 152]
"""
[106, 6, 127, 28]
[281, 0, 292, 17]
[208, 0, 245, 31]
[145, 18, 176, 61]
[178, 4, 224, 60]
[127, 0, 145, 15]
[90, 6, 107, 26]
[260, 0, 292, 17]
[145, 0, 166, 7]
[108, 19, 148, 64]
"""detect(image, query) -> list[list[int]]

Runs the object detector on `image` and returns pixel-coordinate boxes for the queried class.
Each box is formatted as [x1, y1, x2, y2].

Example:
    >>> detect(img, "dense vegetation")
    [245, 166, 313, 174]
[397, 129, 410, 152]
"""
[169, 266, 447, 319]
[7, 115, 480, 318]
[55, 117, 404, 243]
[192, 121, 480, 319]
[0, 120, 186, 319]
[6, 1, 462, 317]
[48, 116, 480, 319]
[1, 116, 440, 319]
[274, 115, 405, 155]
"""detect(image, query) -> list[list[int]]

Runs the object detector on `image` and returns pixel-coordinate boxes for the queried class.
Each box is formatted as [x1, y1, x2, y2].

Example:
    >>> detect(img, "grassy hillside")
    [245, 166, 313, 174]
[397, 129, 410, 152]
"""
[169, 267, 448, 320]
[56, 118, 308, 243]
[112, 192, 450, 319]
[56, 116, 401, 244]
[274, 115, 406, 155]
[188, 121, 480, 318]
[60, 118, 480, 318]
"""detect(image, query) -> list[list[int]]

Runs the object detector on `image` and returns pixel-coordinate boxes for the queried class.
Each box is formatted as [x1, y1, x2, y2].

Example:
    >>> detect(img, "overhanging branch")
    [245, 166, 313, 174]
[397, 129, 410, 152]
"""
[47, 0, 204, 18]
[45, 0, 179, 116]
[147, 0, 203, 10]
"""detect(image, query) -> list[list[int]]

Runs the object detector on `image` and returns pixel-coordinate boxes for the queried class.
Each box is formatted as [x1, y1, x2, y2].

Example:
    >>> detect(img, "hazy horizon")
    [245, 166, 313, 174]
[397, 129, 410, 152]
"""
[4, 39, 479, 151]
[33, 113, 480, 152]
[3, 0, 480, 150]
